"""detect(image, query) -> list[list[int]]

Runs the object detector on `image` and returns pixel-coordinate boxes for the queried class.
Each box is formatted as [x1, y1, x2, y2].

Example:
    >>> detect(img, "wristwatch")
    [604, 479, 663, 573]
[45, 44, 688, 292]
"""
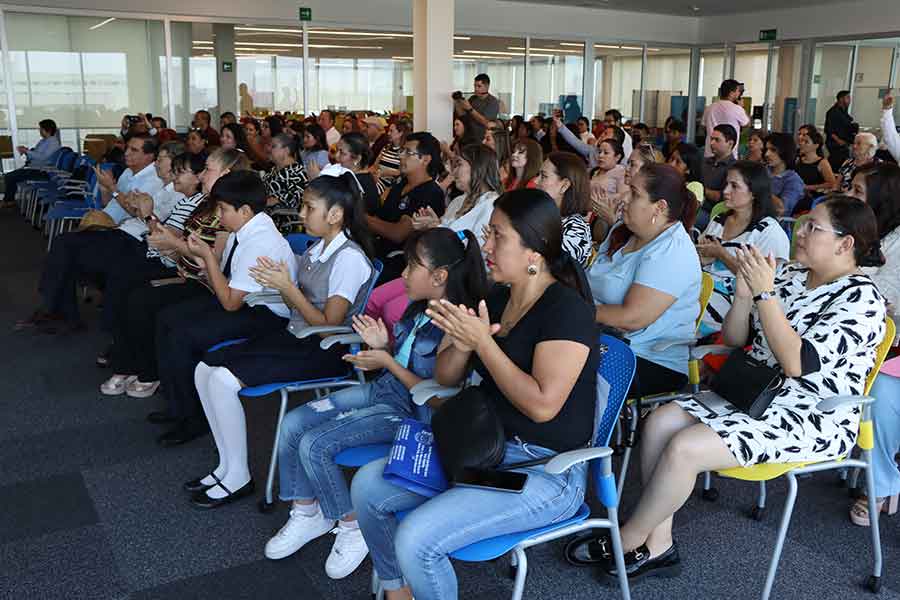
[753, 290, 775, 303]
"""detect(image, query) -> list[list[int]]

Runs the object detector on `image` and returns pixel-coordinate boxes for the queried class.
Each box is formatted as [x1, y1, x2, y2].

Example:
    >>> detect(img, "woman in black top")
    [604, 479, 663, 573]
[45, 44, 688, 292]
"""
[351, 189, 598, 599]
[335, 131, 381, 215]
[796, 125, 837, 195]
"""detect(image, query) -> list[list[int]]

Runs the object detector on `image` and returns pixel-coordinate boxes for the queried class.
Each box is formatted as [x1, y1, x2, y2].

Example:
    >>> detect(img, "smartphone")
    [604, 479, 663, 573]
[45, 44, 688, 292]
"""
[454, 468, 528, 493]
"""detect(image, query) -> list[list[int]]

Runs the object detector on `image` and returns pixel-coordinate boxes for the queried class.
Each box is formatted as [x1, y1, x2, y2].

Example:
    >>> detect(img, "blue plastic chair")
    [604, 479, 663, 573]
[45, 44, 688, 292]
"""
[373, 334, 636, 600]
[285, 232, 319, 255]
[208, 257, 384, 512]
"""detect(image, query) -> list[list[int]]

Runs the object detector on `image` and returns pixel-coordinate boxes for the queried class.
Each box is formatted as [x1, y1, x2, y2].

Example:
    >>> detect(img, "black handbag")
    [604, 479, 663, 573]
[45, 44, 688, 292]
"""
[710, 281, 869, 420]
[431, 386, 555, 481]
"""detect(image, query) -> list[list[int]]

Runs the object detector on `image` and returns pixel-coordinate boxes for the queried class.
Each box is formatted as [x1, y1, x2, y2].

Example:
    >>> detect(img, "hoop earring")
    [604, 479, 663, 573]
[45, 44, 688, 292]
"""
[527, 264, 538, 276]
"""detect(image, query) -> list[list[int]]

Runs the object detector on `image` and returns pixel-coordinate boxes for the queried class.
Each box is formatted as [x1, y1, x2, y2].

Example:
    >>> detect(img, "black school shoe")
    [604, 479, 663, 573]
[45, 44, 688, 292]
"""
[601, 542, 682, 581]
[565, 531, 613, 566]
[190, 479, 255, 509]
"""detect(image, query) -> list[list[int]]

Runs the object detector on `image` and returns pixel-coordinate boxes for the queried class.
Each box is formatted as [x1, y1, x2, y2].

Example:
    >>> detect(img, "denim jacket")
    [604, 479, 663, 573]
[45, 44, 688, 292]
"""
[369, 314, 444, 421]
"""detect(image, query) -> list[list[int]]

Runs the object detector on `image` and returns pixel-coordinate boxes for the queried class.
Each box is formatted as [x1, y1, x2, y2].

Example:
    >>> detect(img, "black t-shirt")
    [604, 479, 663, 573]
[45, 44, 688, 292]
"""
[473, 282, 599, 452]
[356, 172, 382, 215]
[375, 178, 445, 257]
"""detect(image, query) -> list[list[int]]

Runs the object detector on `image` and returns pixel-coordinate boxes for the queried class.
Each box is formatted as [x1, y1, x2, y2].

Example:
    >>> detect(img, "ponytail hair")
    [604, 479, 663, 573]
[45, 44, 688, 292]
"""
[273, 132, 301, 161]
[306, 171, 375, 259]
[823, 194, 885, 268]
[494, 189, 592, 303]
[402, 227, 489, 321]
[607, 163, 698, 257]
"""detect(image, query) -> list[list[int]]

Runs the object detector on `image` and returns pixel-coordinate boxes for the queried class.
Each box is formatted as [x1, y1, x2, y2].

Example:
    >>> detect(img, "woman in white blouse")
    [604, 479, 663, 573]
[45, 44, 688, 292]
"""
[858, 164, 900, 321]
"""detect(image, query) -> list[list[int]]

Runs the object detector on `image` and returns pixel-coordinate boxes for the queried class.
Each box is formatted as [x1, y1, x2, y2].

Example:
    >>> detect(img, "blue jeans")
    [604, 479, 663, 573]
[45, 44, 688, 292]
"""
[869, 374, 900, 498]
[350, 439, 588, 599]
[277, 382, 419, 520]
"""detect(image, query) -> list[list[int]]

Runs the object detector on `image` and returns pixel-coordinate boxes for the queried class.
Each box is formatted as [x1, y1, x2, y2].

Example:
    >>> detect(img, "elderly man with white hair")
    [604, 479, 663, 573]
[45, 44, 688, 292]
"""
[838, 131, 880, 192]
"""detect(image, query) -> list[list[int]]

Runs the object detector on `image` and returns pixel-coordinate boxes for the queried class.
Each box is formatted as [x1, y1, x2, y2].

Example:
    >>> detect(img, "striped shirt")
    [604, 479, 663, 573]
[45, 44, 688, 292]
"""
[146, 192, 206, 264]
[378, 144, 402, 189]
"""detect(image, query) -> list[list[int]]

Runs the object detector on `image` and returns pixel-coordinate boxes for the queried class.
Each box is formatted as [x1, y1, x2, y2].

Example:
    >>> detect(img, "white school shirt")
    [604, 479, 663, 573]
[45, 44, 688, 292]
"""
[223, 212, 298, 318]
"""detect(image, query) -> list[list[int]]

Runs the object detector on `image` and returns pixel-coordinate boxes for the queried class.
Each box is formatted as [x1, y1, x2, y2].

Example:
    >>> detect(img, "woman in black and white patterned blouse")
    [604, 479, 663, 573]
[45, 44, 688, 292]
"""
[263, 132, 309, 212]
[572, 195, 887, 581]
[535, 151, 592, 267]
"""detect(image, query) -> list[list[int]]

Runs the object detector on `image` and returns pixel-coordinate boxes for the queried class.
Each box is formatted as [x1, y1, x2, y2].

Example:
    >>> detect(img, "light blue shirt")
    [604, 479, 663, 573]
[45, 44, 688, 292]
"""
[771, 169, 805, 216]
[103, 163, 165, 224]
[588, 222, 702, 374]
[26, 135, 61, 168]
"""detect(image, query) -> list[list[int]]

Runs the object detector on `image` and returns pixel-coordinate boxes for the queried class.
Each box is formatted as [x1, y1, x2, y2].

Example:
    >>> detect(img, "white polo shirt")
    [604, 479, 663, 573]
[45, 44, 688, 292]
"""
[223, 211, 298, 318]
[103, 163, 165, 224]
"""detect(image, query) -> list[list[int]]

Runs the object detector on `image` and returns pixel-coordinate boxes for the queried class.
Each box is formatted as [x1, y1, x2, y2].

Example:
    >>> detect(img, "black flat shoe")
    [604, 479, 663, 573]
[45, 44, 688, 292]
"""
[147, 411, 177, 425]
[190, 479, 255, 509]
[184, 472, 220, 493]
[601, 543, 682, 581]
[157, 422, 210, 447]
[565, 531, 613, 566]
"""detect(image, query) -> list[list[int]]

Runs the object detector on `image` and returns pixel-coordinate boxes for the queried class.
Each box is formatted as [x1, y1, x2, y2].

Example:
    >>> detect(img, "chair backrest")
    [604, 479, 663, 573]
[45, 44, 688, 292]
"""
[696, 272, 714, 331]
[865, 317, 895, 395]
[285, 232, 319, 255]
[60, 150, 78, 172]
[359, 259, 384, 317]
[592, 333, 637, 449]
[53, 147, 73, 169]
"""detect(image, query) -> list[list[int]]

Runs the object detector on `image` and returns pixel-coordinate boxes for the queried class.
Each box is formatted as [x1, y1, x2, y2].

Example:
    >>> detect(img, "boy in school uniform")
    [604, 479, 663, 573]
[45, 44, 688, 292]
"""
[153, 170, 299, 446]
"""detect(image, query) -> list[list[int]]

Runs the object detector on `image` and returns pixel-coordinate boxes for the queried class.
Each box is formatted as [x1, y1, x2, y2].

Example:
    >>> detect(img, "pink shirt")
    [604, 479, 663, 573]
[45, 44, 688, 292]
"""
[703, 99, 750, 158]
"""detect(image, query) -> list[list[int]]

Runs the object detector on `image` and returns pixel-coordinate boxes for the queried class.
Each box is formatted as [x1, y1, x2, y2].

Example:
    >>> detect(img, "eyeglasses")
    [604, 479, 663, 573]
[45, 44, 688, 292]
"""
[399, 148, 422, 157]
[798, 220, 845, 237]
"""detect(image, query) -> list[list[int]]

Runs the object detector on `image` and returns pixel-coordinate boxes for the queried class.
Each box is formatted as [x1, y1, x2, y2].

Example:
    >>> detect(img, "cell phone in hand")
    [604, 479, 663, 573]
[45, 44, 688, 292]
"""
[454, 468, 528, 493]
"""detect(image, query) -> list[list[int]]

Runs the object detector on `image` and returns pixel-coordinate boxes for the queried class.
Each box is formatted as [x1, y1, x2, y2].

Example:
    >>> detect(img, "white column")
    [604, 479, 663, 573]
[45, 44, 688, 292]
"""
[302, 23, 309, 115]
[0, 9, 21, 166]
[214, 24, 237, 119]
[687, 47, 701, 142]
[581, 41, 595, 121]
[412, 0, 454, 141]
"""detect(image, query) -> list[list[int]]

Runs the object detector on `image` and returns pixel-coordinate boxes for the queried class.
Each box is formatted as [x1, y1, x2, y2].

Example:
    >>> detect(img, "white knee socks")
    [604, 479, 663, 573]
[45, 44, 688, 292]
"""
[195, 362, 227, 486]
[204, 366, 250, 499]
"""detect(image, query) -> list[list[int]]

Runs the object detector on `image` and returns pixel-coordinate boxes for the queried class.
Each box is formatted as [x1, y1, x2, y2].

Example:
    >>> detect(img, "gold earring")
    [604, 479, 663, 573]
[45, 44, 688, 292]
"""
[527, 264, 538, 276]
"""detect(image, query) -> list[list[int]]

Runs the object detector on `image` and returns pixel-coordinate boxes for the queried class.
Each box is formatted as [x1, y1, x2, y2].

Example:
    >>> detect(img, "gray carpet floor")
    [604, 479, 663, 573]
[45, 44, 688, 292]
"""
[1, 207, 899, 599]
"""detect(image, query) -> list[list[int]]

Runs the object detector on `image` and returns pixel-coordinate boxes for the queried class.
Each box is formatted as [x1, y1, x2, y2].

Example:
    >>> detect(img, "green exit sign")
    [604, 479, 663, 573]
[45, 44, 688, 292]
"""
[759, 29, 777, 42]
[222, 61, 233, 73]
[299, 7, 312, 21]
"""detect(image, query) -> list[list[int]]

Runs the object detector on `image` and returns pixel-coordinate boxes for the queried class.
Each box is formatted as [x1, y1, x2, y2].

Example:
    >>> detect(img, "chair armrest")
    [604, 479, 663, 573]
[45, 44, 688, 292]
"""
[295, 325, 354, 339]
[817, 395, 875, 411]
[244, 291, 283, 307]
[544, 447, 613, 475]
[652, 336, 698, 353]
[410, 379, 462, 406]
[320, 333, 364, 350]
[690, 344, 733, 360]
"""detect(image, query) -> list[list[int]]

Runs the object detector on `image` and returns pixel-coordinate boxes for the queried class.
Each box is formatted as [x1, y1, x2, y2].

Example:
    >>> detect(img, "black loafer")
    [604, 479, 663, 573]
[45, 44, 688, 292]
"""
[190, 479, 255, 509]
[184, 473, 220, 493]
[602, 543, 682, 581]
[565, 531, 613, 566]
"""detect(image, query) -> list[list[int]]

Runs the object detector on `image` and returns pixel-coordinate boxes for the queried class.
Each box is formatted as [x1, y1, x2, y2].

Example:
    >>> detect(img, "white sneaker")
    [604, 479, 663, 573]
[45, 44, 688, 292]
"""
[325, 522, 369, 579]
[264, 506, 335, 560]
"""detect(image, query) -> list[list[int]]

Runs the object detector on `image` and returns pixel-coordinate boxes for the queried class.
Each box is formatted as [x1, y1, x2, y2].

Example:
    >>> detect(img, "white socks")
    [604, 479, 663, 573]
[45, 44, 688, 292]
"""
[292, 500, 321, 517]
[195, 362, 250, 498]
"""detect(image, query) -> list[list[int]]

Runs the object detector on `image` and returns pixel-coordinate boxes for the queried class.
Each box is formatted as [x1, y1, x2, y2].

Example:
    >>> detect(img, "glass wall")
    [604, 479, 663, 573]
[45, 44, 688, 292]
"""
[6, 12, 166, 147]
[698, 47, 726, 106]
[175, 22, 218, 129]
[644, 47, 691, 128]
[525, 39, 584, 119]
[453, 35, 526, 119]
[852, 41, 896, 132]
[810, 42, 854, 129]
[768, 43, 803, 133]
[595, 45, 643, 122]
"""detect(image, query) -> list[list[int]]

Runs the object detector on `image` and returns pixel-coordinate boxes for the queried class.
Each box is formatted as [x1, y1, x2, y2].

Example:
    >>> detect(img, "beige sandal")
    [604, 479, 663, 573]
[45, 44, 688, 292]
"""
[100, 375, 137, 396]
[850, 495, 899, 527]
[125, 379, 160, 398]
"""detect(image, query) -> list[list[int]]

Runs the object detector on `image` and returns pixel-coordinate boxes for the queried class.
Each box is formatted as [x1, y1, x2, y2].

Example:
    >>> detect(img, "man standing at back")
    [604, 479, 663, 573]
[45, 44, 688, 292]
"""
[825, 90, 857, 172]
[702, 79, 749, 158]
[454, 73, 500, 143]
[319, 110, 341, 148]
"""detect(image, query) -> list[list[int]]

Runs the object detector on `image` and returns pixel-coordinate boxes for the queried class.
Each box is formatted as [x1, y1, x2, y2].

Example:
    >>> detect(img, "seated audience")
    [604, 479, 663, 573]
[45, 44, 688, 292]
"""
[765, 132, 805, 216]
[838, 132, 879, 192]
[577, 116, 596, 145]
[351, 189, 599, 600]
[666, 142, 705, 208]
[367, 132, 445, 283]
[366, 144, 501, 332]
[504, 137, 542, 191]
[152, 171, 298, 447]
[97, 134, 165, 224]
[302, 123, 331, 176]
[662, 119, 685, 160]
[364, 115, 389, 158]
[796, 125, 838, 198]
[376, 119, 411, 191]
[260, 227, 486, 580]
[243, 118, 270, 168]
[743, 129, 766, 164]
[2, 118, 61, 207]
[605, 109, 634, 159]
[320, 109, 341, 148]
[102, 149, 251, 405]
[631, 122, 651, 146]
[220, 122, 252, 155]
[262, 132, 309, 212]
[592, 142, 663, 244]
[697, 160, 789, 334]
[193, 109, 221, 147]
[335, 132, 381, 215]
[185, 128, 209, 159]
[573, 196, 886, 579]
[589, 163, 701, 397]
[484, 120, 511, 181]
[220, 112, 237, 128]
[188, 171, 375, 510]
[698, 124, 738, 230]
[536, 152, 592, 266]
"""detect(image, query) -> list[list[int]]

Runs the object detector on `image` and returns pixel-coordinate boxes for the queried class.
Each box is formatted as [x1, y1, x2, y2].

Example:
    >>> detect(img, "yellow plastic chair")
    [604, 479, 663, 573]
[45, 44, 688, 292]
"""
[709, 317, 894, 599]
[615, 272, 714, 493]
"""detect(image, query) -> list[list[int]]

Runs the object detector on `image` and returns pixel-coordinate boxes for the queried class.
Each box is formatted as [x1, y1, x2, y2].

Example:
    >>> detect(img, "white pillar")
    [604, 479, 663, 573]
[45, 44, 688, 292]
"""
[214, 24, 237, 119]
[412, 0, 454, 141]
[581, 41, 596, 121]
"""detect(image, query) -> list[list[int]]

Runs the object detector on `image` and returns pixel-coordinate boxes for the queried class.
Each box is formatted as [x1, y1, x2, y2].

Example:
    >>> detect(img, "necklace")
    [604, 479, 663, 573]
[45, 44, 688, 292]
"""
[499, 281, 551, 335]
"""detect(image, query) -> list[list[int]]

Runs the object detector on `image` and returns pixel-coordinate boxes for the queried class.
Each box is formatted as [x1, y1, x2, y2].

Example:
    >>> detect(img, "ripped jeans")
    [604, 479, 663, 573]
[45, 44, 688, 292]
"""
[277, 381, 424, 520]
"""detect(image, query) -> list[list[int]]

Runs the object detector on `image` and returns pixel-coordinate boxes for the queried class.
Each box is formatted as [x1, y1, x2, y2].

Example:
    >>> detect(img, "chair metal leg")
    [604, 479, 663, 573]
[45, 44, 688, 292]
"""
[618, 446, 631, 496]
[761, 473, 798, 600]
[863, 450, 883, 581]
[607, 505, 632, 600]
[509, 547, 528, 600]
[264, 388, 290, 507]
[758, 481, 767, 509]
[849, 466, 861, 492]
[617, 403, 639, 494]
